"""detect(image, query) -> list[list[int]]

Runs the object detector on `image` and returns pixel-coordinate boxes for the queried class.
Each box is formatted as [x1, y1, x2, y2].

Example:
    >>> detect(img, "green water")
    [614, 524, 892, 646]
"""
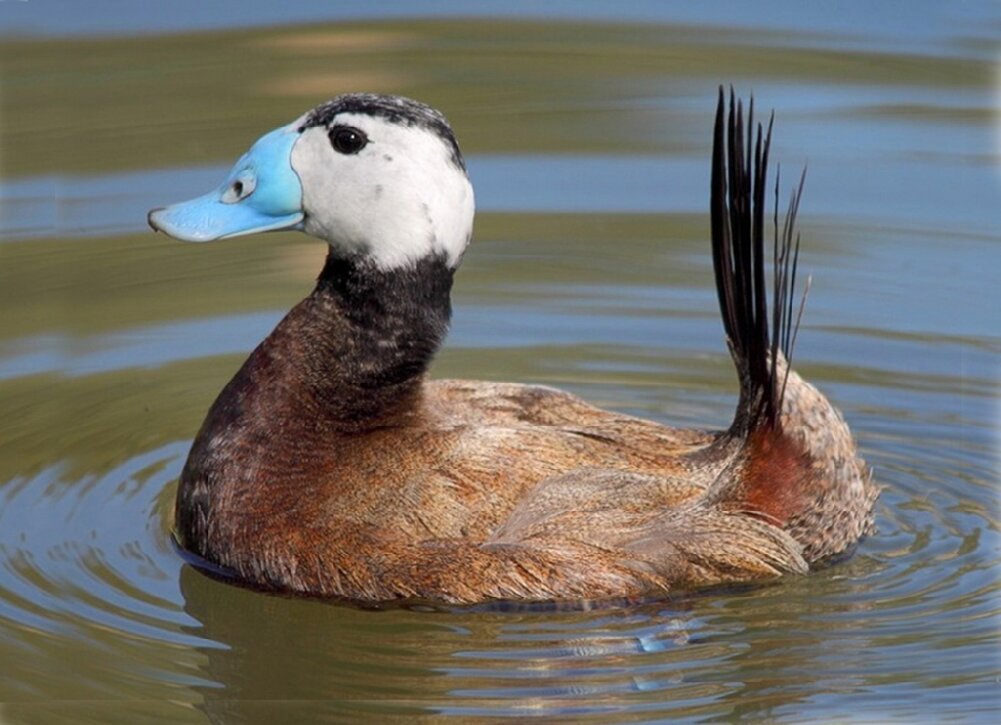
[1, 5, 998, 722]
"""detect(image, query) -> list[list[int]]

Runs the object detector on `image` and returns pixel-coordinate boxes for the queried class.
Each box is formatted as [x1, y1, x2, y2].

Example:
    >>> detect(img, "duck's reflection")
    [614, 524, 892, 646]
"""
[180, 563, 877, 723]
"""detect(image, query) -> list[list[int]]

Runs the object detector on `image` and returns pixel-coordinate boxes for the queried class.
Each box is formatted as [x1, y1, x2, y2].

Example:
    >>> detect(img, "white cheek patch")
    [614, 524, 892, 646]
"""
[290, 118, 474, 270]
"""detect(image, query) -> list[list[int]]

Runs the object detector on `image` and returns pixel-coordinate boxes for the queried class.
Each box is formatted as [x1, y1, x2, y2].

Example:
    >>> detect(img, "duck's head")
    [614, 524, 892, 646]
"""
[149, 94, 474, 270]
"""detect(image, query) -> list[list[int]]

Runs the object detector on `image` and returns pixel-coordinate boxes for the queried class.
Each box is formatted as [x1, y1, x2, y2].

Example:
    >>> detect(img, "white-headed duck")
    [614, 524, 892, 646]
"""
[148, 88, 877, 605]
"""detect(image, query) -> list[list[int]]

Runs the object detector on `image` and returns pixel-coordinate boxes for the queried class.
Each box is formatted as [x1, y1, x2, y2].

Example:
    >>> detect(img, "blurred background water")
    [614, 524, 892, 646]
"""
[1, 1, 999, 722]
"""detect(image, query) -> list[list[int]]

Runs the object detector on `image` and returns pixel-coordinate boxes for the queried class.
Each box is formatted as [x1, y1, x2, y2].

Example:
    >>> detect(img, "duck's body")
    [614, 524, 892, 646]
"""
[151, 90, 877, 604]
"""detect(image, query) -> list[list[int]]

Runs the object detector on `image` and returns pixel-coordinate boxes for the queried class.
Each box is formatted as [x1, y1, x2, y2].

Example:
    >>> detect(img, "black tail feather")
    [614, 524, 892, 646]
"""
[711, 86, 806, 433]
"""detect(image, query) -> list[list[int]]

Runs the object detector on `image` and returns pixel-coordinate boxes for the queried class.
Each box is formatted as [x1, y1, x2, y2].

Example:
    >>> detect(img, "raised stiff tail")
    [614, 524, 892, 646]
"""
[711, 87, 807, 435]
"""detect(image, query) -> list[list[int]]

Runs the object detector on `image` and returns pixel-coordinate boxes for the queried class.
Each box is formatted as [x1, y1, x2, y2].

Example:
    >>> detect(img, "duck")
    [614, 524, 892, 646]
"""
[148, 88, 877, 606]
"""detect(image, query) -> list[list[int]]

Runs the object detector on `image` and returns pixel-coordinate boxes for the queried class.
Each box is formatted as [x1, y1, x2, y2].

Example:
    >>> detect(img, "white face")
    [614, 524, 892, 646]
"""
[290, 112, 475, 270]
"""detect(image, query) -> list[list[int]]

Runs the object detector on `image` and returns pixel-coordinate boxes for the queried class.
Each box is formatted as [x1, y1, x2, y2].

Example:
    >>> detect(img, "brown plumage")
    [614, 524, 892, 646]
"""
[161, 88, 878, 605]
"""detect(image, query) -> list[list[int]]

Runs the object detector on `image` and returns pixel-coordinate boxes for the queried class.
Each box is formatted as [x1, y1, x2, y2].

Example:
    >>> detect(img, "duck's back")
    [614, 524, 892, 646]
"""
[178, 375, 720, 587]
[410, 379, 716, 531]
[309, 380, 714, 537]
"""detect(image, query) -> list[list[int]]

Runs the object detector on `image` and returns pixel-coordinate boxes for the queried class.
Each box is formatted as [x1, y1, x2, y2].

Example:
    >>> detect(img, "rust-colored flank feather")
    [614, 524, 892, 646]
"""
[164, 88, 877, 605]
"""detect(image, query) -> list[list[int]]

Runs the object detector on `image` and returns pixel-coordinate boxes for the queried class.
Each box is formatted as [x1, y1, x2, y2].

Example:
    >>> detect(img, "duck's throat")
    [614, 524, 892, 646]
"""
[310, 248, 454, 408]
[208, 247, 454, 434]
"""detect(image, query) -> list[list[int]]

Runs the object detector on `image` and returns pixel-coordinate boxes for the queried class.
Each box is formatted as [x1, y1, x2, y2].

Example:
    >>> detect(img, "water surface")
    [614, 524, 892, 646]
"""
[1, 4, 999, 722]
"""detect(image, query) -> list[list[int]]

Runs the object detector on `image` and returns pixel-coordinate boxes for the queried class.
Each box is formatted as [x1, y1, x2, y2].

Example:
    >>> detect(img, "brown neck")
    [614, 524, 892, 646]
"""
[215, 247, 452, 429]
[187, 247, 448, 459]
[176, 246, 454, 551]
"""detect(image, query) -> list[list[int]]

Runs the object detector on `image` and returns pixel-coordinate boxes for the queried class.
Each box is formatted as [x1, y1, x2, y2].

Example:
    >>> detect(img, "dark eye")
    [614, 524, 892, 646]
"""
[330, 126, 368, 154]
